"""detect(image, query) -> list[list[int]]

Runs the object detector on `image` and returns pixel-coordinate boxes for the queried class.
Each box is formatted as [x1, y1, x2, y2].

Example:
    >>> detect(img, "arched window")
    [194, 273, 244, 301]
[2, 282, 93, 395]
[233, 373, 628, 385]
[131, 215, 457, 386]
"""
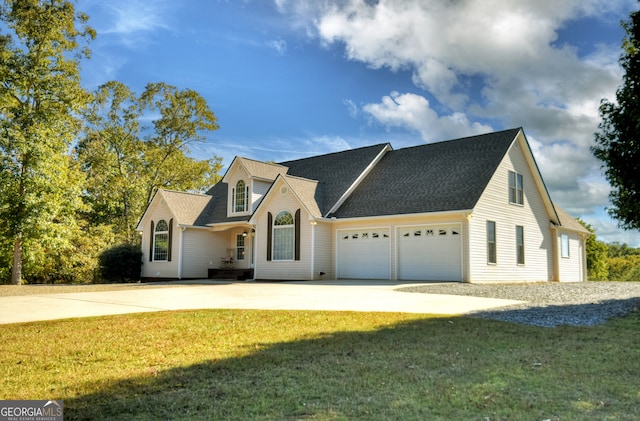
[234, 180, 248, 213]
[273, 210, 294, 260]
[153, 219, 169, 261]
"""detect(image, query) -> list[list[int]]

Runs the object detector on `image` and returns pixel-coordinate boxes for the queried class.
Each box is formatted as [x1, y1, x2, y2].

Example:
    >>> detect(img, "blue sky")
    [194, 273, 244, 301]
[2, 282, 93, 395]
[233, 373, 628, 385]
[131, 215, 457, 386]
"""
[77, 0, 639, 246]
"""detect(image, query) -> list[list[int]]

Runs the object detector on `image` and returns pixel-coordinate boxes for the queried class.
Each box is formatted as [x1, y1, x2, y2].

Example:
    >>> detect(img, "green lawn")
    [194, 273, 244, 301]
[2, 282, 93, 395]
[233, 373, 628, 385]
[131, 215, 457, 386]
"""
[1, 309, 638, 420]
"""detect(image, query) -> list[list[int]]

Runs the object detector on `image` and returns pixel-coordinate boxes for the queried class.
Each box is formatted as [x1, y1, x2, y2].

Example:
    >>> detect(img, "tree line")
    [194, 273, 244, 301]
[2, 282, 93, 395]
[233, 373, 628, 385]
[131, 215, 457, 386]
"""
[1, 0, 221, 284]
[581, 221, 640, 282]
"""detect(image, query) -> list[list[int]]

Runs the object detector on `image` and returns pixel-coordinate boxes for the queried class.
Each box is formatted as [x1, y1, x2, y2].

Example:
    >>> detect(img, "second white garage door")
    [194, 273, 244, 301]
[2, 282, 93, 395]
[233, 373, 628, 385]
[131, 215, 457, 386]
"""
[398, 224, 462, 281]
[337, 228, 390, 279]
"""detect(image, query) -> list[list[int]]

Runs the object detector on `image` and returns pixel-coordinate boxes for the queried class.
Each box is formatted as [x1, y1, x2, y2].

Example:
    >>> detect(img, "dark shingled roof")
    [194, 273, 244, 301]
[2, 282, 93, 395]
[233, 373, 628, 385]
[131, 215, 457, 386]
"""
[196, 129, 521, 224]
[280, 143, 389, 216]
[201, 182, 250, 225]
[332, 128, 520, 218]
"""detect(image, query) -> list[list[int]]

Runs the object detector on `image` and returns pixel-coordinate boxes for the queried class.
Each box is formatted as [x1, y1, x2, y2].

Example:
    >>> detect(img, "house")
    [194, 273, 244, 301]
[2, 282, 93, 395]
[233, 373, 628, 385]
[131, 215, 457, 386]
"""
[136, 128, 589, 283]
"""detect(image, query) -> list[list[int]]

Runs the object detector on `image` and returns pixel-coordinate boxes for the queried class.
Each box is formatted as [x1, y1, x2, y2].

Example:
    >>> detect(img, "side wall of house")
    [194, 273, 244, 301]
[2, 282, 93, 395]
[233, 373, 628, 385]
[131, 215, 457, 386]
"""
[313, 221, 334, 280]
[181, 229, 228, 278]
[140, 199, 180, 279]
[252, 180, 272, 212]
[254, 184, 314, 280]
[556, 230, 586, 282]
[469, 138, 555, 282]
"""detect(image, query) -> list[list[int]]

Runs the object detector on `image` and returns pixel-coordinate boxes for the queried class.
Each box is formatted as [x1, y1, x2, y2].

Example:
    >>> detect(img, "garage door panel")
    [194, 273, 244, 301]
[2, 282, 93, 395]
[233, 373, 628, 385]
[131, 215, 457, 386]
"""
[398, 224, 462, 281]
[338, 229, 390, 279]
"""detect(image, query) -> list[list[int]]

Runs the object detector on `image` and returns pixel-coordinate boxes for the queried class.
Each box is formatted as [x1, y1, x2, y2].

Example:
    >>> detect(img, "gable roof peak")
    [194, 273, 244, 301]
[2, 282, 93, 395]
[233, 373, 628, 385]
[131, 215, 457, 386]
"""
[222, 156, 289, 182]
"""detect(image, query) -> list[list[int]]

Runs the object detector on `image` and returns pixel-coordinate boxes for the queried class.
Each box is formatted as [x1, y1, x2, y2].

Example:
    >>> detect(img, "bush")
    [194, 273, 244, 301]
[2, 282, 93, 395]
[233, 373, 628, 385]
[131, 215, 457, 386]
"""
[608, 255, 640, 282]
[99, 244, 142, 283]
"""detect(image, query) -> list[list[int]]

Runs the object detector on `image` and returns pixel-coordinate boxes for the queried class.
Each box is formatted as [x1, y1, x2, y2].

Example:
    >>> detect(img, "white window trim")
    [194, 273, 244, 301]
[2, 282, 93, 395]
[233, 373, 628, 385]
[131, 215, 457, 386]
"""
[487, 220, 497, 265]
[273, 210, 295, 261]
[232, 180, 249, 214]
[236, 233, 246, 261]
[508, 170, 524, 205]
[561, 234, 570, 258]
[516, 225, 525, 265]
[153, 219, 169, 262]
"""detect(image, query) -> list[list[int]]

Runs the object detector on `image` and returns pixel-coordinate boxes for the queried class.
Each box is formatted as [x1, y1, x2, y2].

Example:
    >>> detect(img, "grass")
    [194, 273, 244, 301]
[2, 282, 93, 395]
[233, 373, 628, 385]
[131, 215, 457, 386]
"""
[1, 309, 639, 420]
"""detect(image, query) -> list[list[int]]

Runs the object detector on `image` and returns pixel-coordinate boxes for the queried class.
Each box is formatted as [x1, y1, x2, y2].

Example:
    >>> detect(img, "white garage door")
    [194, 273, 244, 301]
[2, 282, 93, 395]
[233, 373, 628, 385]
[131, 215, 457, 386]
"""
[398, 224, 462, 281]
[338, 228, 390, 279]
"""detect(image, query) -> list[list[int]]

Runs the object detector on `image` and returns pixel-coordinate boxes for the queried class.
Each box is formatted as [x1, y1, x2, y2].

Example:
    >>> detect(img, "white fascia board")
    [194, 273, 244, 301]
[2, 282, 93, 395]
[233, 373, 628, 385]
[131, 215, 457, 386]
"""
[326, 209, 474, 224]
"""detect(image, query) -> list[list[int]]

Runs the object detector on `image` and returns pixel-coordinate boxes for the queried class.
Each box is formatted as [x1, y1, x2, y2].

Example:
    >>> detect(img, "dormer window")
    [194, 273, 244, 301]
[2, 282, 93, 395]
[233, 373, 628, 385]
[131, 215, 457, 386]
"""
[233, 180, 249, 213]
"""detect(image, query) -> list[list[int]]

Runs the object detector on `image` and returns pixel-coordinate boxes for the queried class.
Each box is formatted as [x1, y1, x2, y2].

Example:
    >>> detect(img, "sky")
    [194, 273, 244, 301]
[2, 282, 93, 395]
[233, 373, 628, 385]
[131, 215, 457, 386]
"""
[76, 0, 640, 247]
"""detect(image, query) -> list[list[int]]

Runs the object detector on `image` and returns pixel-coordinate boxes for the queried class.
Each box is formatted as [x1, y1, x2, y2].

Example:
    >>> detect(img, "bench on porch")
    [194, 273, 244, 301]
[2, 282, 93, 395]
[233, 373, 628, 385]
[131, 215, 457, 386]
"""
[207, 268, 254, 281]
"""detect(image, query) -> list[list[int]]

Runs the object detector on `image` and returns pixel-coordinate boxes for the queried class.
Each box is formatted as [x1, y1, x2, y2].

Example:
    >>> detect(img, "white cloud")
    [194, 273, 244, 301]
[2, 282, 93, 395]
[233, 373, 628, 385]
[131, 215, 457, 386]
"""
[103, 1, 171, 35]
[266, 38, 288, 56]
[343, 99, 359, 118]
[79, 0, 174, 49]
[363, 92, 492, 142]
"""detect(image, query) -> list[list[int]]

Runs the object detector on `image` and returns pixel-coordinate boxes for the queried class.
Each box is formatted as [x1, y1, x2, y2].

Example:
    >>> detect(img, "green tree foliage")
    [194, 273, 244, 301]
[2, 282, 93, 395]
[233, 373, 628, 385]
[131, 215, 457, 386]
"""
[578, 219, 609, 281]
[0, 0, 95, 285]
[77, 81, 144, 243]
[604, 242, 640, 282]
[138, 82, 220, 204]
[593, 9, 640, 230]
[78, 81, 222, 244]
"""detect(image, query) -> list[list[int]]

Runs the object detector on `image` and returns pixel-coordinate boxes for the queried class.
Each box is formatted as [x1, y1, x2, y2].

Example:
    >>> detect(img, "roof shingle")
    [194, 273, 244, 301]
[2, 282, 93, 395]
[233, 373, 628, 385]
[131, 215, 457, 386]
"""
[333, 129, 520, 217]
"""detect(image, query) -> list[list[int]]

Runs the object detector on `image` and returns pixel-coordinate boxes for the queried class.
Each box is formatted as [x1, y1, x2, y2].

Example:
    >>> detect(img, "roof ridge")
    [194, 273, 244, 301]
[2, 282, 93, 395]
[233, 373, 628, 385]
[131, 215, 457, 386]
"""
[283, 175, 319, 185]
[237, 156, 288, 168]
[278, 142, 390, 165]
[392, 128, 521, 153]
[160, 188, 211, 197]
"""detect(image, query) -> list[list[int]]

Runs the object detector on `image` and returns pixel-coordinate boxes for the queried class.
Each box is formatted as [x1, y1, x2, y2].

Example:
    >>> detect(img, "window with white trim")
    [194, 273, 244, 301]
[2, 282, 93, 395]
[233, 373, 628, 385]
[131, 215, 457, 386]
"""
[509, 170, 524, 205]
[516, 225, 525, 265]
[153, 220, 169, 261]
[233, 180, 249, 213]
[273, 211, 294, 260]
[236, 234, 245, 261]
[561, 234, 570, 258]
[487, 221, 497, 264]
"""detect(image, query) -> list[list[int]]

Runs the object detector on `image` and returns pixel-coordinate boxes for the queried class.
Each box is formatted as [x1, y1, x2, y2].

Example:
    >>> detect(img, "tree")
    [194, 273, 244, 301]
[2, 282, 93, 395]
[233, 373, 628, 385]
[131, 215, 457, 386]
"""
[593, 9, 640, 230]
[578, 219, 609, 281]
[78, 81, 222, 243]
[0, 0, 95, 285]
[139, 82, 219, 204]
[77, 81, 143, 243]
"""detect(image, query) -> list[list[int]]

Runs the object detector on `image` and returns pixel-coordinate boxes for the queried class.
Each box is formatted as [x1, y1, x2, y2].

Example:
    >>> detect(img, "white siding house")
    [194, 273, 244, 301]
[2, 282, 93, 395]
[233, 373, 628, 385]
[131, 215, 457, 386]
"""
[137, 128, 589, 283]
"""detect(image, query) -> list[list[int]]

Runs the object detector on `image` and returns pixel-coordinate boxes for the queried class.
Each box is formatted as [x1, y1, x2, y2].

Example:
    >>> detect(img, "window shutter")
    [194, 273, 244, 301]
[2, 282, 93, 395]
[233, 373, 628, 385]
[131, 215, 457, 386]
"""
[168, 218, 173, 262]
[293, 209, 300, 260]
[267, 212, 273, 261]
[245, 185, 250, 211]
[294, 209, 301, 261]
[231, 188, 235, 212]
[149, 220, 154, 261]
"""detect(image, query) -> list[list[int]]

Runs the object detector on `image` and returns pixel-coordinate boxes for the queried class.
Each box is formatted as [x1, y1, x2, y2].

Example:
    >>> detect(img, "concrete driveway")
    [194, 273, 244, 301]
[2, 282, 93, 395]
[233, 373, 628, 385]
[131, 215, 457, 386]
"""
[0, 280, 523, 325]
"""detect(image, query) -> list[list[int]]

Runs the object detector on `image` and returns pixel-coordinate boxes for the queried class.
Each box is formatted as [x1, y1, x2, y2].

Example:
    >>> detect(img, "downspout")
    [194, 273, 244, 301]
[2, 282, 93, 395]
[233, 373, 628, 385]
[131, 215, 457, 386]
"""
[550, 225, 559, 282]
[310, 221, 316, 280]
[178, 226, 185, 280]
[464, 212, 473, 283]
[251, 227, 258, 280]
[581, 234, 588, 282]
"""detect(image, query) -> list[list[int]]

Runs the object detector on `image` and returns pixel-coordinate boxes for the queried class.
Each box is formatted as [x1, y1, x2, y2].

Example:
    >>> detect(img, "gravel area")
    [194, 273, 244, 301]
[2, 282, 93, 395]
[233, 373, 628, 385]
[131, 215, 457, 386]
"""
[398, 282, 640, 327]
